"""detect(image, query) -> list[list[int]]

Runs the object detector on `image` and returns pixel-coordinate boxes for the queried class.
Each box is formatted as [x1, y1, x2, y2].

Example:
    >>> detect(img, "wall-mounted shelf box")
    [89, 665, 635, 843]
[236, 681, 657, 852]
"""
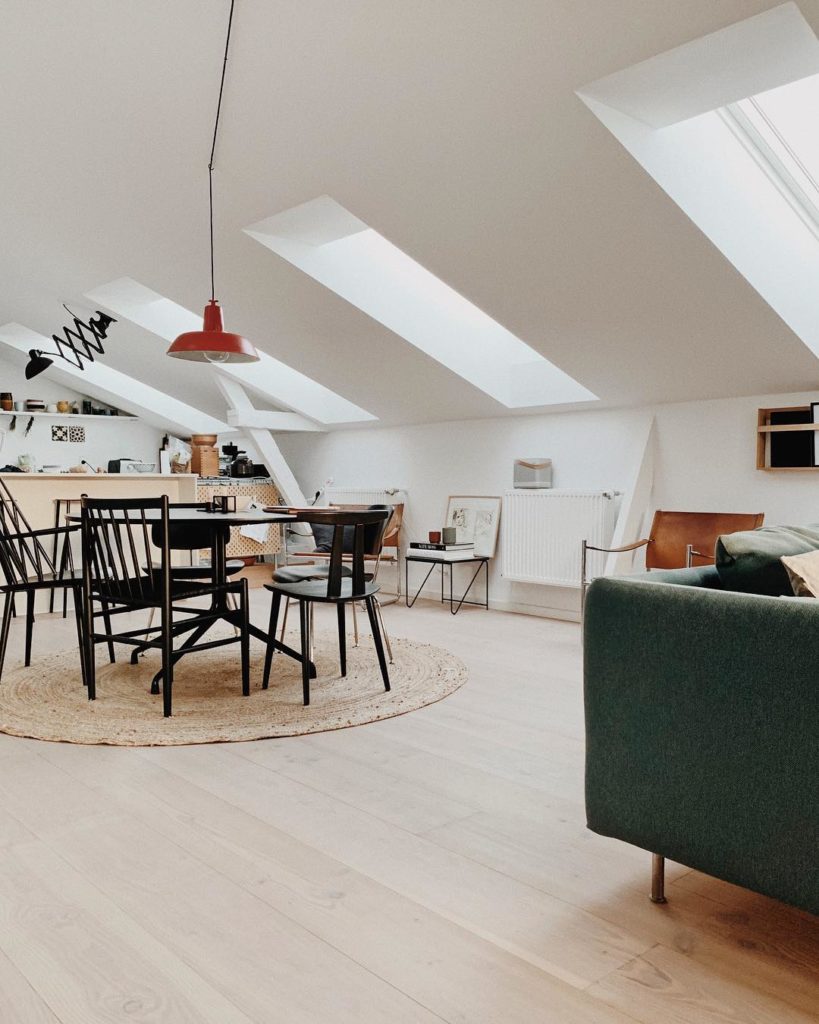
[757, 405, 819, 471]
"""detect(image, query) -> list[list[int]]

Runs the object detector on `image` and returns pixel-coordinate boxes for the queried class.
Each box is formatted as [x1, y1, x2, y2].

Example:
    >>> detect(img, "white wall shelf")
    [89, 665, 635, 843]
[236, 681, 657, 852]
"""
[0, 411, 137, 421]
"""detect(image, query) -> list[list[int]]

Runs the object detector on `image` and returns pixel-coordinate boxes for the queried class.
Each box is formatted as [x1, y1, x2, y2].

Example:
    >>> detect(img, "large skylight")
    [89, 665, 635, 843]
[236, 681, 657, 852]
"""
[725, 73, 819, 238]
[245, 196, 597, 408]
[84, 278, 376, 425]
[577, 3, 819, 364]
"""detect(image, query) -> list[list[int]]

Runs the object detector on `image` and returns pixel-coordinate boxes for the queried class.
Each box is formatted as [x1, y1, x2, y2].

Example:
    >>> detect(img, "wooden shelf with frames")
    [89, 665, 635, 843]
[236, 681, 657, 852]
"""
[756, 405, 819, 470]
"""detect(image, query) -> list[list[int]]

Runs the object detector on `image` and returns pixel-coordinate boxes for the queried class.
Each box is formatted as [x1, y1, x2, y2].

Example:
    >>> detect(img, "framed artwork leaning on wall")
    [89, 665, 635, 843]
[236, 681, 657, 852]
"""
[445, 495, 502, 557]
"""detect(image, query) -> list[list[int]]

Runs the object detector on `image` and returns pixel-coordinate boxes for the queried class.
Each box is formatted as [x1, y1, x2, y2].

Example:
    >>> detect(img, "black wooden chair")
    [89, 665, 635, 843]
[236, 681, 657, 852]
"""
[50, 497, 82, 617]
[141, 501, 245, 637]
[273, 503, 394, 661]
[262, 508, 391, 705]
[80, 495, 250, 717]
[0, 479, 87, 680]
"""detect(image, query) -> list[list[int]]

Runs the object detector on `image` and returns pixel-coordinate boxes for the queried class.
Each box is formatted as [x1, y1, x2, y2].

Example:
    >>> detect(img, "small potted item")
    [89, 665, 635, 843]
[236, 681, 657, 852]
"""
[231, 451, 255, 477]
[0, 393, 13, 411]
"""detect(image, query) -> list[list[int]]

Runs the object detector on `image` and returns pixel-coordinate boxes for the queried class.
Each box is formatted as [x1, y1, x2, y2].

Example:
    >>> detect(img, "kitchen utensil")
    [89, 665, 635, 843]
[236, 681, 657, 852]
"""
[108, 459, 156, 473]
[231, 451, 254, 477]
[24, 417, 34, 436]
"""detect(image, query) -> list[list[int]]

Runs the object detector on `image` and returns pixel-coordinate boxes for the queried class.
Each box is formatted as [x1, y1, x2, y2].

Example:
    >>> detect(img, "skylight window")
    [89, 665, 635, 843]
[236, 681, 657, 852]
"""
[724, 73, 819, 238]
[84, 278, 376, 425]
[577, 3, 819, 364]
[244, 196, 597, 408]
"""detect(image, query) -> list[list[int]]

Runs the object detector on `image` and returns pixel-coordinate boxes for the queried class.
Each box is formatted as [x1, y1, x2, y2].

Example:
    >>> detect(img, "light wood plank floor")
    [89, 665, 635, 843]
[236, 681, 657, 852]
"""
[0, 592, 816, 1023]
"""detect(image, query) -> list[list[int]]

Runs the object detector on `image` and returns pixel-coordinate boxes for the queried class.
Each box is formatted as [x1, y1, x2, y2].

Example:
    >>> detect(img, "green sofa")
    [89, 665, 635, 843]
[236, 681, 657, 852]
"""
[583, 565, 818, 915]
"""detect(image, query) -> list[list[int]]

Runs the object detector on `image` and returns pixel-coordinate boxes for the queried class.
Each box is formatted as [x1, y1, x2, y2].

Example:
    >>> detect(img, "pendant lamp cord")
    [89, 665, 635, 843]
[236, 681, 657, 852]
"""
[208, 0, 236, 302]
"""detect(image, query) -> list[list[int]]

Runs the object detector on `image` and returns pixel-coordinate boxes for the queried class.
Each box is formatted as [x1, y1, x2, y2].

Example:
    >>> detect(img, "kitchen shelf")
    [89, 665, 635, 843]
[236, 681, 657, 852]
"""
[0, 411, 136, 421]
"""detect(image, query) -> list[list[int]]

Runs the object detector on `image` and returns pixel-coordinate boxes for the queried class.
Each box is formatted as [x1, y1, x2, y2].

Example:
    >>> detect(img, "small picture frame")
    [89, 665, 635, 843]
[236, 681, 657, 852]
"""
[445, 495, 502, 558]
[212, 494, 237, 513]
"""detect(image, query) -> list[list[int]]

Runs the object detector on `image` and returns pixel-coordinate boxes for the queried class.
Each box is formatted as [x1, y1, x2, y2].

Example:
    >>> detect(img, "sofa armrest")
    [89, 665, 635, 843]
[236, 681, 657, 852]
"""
[583, 576, 819, 914]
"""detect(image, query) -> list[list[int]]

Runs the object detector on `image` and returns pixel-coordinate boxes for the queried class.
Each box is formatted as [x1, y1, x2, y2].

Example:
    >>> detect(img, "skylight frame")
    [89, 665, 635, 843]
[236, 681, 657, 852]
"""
[245, 196, 597, 410]
[721, 92, 819, 245]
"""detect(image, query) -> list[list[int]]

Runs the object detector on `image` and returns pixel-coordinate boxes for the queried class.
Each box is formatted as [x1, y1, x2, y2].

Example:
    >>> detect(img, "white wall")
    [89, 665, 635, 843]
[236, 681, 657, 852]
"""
[276, 389, 819, 620]
[0, 360, 164, 472]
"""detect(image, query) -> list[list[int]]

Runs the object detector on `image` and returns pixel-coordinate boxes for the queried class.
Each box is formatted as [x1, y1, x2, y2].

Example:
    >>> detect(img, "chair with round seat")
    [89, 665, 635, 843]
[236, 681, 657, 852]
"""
[262, 508, 391, 705]
[142, 502, 245, 635]
[273, 505, 393, 661]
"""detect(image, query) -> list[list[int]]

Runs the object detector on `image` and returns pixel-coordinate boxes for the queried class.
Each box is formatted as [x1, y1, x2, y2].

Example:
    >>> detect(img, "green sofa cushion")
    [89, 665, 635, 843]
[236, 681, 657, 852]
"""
[715, 523, 819, 596]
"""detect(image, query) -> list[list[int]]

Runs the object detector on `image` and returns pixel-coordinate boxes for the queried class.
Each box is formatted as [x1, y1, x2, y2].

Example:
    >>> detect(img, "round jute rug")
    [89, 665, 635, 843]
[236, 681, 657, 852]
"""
[0, 632, 467, 746]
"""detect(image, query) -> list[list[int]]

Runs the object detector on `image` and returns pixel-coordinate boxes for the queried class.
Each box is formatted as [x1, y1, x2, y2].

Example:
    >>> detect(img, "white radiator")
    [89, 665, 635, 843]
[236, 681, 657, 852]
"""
[501, 490, 620, 587]
[325, 487, 407, 506]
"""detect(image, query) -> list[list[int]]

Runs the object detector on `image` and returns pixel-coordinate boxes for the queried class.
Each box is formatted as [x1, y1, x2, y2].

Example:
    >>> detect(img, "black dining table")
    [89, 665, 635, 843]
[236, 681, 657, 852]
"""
[66, 507, 315, 682]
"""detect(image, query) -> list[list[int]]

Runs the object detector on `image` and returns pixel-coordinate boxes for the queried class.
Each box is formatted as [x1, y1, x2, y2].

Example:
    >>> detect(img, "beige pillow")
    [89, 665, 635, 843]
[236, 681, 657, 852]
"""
[781, 550, 819, 597]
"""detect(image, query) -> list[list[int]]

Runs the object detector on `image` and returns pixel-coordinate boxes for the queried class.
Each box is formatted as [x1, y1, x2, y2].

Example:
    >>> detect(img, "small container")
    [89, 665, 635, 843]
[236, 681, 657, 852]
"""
[428, 531, 442, 544]
[231, 452, 255, 478]
[0, 393, 13, 412]
[212, 494, 237, 513]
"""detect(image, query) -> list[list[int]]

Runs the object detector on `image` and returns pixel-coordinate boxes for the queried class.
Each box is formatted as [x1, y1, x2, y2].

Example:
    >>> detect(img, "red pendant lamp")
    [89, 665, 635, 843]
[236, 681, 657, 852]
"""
[167, 0, 259, 364]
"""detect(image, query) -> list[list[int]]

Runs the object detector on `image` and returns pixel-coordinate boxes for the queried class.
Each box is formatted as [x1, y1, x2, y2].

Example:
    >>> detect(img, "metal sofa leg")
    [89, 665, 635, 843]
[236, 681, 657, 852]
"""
[650, 853, 667, 904]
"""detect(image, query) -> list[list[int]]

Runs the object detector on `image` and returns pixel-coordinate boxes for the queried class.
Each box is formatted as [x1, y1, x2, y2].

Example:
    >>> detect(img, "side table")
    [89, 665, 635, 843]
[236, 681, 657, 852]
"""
[405, 553, 489, 615]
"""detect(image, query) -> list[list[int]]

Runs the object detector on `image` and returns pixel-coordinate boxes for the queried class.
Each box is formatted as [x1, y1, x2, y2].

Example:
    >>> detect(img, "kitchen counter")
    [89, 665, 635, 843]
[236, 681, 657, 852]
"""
[1, 472, 200, 611]
[1, 473, 198, 533]
[0, 473, 196, 479]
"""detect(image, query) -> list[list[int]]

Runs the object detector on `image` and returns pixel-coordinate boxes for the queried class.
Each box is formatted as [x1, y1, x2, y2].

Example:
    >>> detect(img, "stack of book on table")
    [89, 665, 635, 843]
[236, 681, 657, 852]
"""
[409, 541, 476, 561]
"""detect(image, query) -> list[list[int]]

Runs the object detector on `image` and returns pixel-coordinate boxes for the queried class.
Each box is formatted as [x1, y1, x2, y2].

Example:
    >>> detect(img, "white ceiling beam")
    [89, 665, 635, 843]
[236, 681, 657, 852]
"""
[0, 323, 229, 437]
[213, 374, 255, 416]
[225, 409, 322, 432]
[212, 374, 311, 514]
[213, 374, 322, 432]
[243, 428, 308, 509]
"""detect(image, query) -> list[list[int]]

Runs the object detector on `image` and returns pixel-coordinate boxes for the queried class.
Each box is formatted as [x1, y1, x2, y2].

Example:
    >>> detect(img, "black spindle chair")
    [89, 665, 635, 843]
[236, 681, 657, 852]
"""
[0, 478, 89, 680]
[140, 501, 245, 638]
[81, 495, 250, 717]
[262, 508, 391, 705]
